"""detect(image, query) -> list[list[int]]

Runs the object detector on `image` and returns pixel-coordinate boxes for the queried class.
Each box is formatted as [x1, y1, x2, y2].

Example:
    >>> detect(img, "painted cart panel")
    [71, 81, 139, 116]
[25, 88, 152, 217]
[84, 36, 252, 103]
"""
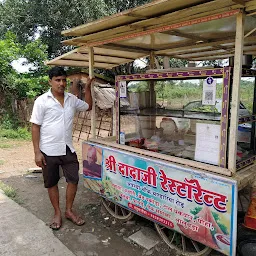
[82, 142, 238, 256]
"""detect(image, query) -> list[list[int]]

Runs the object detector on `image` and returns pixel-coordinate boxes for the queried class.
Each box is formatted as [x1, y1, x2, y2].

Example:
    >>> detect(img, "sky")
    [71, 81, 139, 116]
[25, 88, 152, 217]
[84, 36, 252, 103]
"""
[11, 58, 35, 73]
[11, 57, 147, 74]
[134, 59, 147, 69]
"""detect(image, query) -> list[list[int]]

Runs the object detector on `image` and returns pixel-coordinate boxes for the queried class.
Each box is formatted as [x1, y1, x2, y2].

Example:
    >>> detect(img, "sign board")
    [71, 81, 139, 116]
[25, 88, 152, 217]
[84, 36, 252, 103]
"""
[82, 142, 237, 256]
[195, 123, 221, 165]
[202, 77, 217, 105]
[119, 81, 127, 98]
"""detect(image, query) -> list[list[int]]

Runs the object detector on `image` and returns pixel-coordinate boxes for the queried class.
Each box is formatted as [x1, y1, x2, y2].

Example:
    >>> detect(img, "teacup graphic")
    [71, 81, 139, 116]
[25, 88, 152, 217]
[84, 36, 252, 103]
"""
[214, 233, 230, 252]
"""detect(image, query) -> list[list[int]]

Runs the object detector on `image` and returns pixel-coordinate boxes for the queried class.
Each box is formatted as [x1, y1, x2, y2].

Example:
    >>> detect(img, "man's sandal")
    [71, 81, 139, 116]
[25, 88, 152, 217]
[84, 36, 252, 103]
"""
[65, 214, 85, 226]
[49, 221, 62, 230]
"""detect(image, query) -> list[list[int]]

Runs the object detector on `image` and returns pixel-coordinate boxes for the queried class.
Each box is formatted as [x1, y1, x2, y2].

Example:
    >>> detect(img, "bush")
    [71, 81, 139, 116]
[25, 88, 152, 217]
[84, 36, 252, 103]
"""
[0, 127, 31, 140]
[0, 181, 17, 199]
[0, 113, 20, 130]
[0, 181, 22, 204]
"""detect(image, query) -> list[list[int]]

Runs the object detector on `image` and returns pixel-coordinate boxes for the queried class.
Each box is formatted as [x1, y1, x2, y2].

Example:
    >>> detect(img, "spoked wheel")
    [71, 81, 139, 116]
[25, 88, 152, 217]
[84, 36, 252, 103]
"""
[101, 198, 134, 221]
[155, 223, 212, 256]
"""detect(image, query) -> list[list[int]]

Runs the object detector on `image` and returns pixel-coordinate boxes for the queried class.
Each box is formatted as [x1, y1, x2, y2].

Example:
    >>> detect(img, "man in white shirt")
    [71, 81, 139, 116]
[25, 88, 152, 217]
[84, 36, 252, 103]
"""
[30, 66, 92, 230]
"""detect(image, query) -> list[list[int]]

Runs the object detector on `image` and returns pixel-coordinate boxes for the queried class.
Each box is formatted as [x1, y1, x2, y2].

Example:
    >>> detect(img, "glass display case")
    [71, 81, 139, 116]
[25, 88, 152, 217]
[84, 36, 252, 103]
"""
[236, 70, 256, 170]
[116, 67, 256, 170]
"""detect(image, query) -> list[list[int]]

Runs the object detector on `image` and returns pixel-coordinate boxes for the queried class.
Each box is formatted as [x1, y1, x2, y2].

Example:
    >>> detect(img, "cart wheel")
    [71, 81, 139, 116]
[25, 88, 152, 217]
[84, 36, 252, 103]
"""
[154, 223, 212, 256]
[101, 198, 134, 221]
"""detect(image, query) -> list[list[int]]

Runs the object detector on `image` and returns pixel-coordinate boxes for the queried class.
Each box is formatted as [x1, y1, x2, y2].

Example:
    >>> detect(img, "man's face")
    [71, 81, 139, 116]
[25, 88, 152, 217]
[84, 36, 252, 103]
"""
[49, 75, 67, 95]
[87, 151, 96, 165]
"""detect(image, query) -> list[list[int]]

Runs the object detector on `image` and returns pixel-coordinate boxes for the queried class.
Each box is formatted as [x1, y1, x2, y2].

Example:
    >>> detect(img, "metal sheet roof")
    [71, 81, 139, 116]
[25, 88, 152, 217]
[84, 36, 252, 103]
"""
[47, 0, 256, 68]
[46, 46, 149, 69]
[61, 0, 209, 37]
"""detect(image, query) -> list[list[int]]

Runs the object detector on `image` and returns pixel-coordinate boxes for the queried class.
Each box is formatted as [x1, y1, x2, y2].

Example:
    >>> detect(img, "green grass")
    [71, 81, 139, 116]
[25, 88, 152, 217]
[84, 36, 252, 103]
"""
[0, 181, 23, 204]
[0, 127, 31, 140]
[0, 143, 12, 149]
[0, 160, 4, 165]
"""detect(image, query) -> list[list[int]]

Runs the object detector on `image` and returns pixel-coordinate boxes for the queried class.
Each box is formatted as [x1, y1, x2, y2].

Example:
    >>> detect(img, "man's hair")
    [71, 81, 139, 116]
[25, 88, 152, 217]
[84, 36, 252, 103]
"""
[48, 66, 67, 79]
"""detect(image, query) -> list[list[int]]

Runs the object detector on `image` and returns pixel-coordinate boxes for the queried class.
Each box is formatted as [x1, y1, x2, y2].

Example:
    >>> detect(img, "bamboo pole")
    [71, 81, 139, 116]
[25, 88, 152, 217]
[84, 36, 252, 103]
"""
[149, 51, 156, 108]
[149, 51, 156, 133]
[89, 47, 96, 138]
[228, 11, 245, 174]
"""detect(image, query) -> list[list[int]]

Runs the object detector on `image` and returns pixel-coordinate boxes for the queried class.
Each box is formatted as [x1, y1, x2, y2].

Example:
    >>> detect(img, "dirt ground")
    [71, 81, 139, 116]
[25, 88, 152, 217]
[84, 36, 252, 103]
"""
[0, 138, 173, 256]
[0, 138, 227, 256]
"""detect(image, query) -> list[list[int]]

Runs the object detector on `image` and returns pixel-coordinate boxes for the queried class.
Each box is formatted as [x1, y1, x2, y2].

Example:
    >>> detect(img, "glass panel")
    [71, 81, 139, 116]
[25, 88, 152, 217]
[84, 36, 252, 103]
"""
[240, 77, 253, 115]
[120, 78, 223, 165]
[237, 77, 255, 167]
[237, 122, 253, 159]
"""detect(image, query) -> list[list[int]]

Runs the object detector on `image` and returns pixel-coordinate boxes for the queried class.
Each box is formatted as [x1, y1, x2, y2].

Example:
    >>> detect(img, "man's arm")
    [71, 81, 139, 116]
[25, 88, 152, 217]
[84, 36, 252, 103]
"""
[84, 77, 93, 111]
[31, 123, 46, 167]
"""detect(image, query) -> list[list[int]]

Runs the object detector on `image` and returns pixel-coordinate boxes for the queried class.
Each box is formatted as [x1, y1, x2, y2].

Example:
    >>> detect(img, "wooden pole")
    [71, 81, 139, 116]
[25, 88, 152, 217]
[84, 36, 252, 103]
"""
[251, 77, 256, 152]
[89, 47, 96, 138]
[228, 11, 245, 174]
[149, 51, 155, 70]
[148, 51, 156, 132]
[149, 51, 156, 108]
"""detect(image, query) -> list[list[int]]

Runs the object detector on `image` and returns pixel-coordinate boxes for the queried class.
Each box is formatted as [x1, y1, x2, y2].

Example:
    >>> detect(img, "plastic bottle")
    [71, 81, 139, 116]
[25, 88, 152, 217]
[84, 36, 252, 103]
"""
[120, 132, 125, 145]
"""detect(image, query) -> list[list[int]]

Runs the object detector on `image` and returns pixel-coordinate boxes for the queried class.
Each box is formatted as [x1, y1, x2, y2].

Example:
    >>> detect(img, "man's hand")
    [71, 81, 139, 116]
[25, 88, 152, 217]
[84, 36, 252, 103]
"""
[83, 77, 94, 91]
[83, 77, 94, 110]
[86, 77, 94, 89]
[35, 151, 46, 168]
[31, 123, 45, 167]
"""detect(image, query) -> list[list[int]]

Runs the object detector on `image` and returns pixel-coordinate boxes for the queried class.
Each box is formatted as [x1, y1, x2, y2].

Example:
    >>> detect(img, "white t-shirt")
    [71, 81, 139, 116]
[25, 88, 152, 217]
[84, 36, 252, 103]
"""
[30, 90, 89, 156]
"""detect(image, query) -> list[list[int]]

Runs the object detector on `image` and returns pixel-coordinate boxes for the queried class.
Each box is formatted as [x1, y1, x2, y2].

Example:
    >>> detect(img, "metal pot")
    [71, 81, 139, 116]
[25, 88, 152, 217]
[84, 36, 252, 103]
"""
[229, 55, 253, 68]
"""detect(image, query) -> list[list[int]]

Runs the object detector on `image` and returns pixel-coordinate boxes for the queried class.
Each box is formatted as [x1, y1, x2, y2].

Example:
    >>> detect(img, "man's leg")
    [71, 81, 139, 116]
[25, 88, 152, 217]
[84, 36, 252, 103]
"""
[48, 185, 62, 229]
[41, 152, 62, 230]
[66, 182, 77, 211]
[65, 183, 85, 225]
[62, 146, 85, 225]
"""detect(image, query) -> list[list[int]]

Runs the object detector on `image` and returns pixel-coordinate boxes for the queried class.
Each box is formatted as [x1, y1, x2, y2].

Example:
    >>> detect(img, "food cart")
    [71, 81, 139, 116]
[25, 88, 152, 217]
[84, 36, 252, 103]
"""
[82, 66, 256, 256]
[47, 1, 256, 255]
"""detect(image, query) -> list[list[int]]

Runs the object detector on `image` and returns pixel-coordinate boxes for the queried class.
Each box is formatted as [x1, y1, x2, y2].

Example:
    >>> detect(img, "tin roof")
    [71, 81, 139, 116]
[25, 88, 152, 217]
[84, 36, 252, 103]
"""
[46, 0, 256, 68]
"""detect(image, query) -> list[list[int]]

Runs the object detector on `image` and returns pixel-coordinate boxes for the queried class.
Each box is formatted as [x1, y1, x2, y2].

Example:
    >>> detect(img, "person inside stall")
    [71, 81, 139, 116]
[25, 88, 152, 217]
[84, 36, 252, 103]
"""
[83, 146, 102, 179]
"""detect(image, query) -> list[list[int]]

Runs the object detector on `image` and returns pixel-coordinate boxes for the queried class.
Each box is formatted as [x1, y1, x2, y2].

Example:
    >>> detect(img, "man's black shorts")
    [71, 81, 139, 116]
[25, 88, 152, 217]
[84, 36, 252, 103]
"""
[41, 146, 79, 188]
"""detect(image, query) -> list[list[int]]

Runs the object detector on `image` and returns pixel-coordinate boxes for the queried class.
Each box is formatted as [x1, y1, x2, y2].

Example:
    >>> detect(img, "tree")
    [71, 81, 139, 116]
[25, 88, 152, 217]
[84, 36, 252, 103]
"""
[0, 0, 108, 57]
[0, 32, 20, 90]
[104, 0, 150, 14]
[0, 32, 49, 128]
[0, 0, 150, 58]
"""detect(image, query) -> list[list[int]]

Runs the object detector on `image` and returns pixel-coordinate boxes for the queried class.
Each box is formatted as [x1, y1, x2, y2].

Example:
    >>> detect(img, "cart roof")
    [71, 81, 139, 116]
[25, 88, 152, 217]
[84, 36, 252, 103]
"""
[46, 0, 256, 69]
